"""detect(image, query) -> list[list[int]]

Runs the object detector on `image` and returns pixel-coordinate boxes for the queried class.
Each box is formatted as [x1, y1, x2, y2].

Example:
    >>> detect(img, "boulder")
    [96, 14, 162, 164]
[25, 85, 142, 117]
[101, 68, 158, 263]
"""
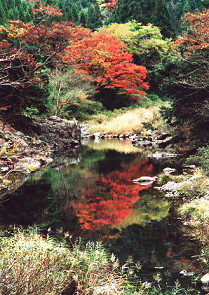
[183, 165, 196, 175]
[32, 117, 81, 154]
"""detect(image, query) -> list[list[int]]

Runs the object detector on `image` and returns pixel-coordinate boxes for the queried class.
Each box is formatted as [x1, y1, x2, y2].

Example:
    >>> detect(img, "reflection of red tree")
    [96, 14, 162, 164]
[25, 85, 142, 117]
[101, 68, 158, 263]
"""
[71, 157, 153, 231]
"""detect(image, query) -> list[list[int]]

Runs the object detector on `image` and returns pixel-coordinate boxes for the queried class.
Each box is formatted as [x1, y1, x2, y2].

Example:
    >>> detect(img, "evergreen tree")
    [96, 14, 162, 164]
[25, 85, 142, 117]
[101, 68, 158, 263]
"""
[109, 0, 174, 37]
[67, 6, 72, 20]
[79, 9, 87, 26]
[153, 0, 175, 37]
[1, 0, 8, 14]
[71, 3, 79, 24]
[25, 10, 32, 23]
[14, 6, 19, 20]
[86, 3, 102, 29]
[87, 5, 95, 29]
[19, 3, 26, 22]
[7, 7, 15, 20]
[94, 1, 102, 28]
[57, 1, 68, 21]
[0, 1, 7, 24]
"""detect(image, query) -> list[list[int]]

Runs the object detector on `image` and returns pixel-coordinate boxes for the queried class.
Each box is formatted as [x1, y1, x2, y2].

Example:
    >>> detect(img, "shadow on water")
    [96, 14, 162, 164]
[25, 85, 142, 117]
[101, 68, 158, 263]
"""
[0, 139, 203, 291]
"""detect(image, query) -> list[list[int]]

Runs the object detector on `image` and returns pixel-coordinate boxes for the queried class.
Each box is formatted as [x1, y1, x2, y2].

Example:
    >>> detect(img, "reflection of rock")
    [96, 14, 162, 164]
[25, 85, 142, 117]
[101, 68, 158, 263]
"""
[133, 176, 157, 185]
[180, 269, 195, 277]
[163, 167, 176, 174]
[149, 150, 178, 159]
[201, 273, 209, 292]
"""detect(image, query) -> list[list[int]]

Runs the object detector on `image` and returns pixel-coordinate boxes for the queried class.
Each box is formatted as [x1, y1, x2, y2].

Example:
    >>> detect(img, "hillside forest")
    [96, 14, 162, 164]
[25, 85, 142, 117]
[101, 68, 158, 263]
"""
[0, 0, 208, 147]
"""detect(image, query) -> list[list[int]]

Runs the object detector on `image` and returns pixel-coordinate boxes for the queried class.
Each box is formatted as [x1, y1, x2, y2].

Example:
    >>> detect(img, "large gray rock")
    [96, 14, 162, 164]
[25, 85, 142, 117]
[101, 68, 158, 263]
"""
[32, 116, 81, 154]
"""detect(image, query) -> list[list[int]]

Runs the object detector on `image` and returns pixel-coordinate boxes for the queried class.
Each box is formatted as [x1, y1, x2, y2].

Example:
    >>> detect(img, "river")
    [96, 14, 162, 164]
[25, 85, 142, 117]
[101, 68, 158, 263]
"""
[0, 139, 203, 293]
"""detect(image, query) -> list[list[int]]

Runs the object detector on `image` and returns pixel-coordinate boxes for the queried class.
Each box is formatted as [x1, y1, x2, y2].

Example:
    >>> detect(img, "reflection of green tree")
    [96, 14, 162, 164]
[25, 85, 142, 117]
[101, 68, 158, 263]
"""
[108, 210, 201, 270]
[118, 191, 171, 228]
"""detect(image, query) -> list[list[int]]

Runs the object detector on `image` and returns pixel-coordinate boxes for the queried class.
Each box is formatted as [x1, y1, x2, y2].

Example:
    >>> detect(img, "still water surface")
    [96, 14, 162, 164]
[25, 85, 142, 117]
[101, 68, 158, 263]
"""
[0, 139, 202, 290]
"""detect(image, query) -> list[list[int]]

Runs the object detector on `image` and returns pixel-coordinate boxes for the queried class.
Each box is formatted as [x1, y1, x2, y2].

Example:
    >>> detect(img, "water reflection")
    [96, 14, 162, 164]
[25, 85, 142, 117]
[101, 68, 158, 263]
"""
[0, 140, 168, 234]
[71, 157, 154, 231]
[118, 190, 170, 228]
[0, 139, 203, 288]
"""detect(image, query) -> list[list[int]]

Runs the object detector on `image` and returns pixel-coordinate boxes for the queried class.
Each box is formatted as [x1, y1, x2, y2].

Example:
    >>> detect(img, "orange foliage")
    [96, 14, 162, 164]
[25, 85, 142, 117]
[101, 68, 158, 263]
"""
[32, 2, 63, 17]
[63, 30, 149, 99]
[174, 9, 209, 51]
[0, 2, 90, 92]
[106, 0, 118, 11]
[71, 158, 153, 231]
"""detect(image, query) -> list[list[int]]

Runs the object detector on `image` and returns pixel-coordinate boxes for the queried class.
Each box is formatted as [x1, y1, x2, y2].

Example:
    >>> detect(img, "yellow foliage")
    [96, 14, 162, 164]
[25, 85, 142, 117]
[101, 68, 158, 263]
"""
[101, 21, 171, 68]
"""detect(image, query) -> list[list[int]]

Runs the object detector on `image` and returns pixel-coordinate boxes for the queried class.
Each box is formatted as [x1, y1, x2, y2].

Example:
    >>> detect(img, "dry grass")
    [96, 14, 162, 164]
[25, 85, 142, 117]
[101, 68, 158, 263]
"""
[0, 228, 138, 295]
[179, 198, 209, 247]
[88, 106, 167, 135]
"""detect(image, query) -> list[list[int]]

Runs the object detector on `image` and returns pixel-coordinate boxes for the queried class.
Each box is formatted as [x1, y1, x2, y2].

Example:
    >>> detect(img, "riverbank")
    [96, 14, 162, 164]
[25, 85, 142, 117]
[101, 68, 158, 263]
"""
[153, 146, 209, 291]
[0, 115, 81, 196]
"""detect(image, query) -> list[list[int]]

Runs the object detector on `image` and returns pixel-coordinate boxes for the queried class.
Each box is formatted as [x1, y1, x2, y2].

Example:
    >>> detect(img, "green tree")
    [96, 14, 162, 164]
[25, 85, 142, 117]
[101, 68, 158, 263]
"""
[7, 7, 15, 20]
[108, 0, 175, 37]
[80, 10, 87, 26]
[71, 3, 79, 24]
[153, 0, 175, 37]
[156, 9, 209, 148]
[103, 21, 171, 88]
[87, 3, 102, 29]
[94, 1, 102, 27]
[1, 0, 8, 14]
[0, 1, 7, 24]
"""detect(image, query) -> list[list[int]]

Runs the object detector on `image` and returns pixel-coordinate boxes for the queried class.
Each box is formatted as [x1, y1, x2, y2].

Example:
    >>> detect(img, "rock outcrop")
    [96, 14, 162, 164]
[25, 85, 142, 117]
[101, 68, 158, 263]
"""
[32, 116, 81, 155]
[0, 115, 81, 196]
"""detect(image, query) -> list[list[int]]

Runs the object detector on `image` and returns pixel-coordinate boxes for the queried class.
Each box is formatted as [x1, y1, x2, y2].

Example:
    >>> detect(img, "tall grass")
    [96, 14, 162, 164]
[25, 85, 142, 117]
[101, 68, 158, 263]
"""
[0, 228, 135, 295]
[0, 228, 198, 294]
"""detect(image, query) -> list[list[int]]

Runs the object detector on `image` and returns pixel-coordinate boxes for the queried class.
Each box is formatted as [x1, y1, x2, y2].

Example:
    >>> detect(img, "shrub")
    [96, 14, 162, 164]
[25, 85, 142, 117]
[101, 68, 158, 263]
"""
[185, 145, 209, 175]
[0, 228, 72, 295]
[177, 169, 209, 199]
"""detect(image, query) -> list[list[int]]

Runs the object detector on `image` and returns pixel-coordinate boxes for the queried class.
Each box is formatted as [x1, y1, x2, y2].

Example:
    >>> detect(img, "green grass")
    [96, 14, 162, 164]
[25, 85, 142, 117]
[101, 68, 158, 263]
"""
[185, 145, 209, 175]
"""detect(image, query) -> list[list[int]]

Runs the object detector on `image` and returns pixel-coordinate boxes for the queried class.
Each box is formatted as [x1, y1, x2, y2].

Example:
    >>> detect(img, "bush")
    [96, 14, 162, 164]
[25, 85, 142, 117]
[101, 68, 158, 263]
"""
[47, 68, 98, 121]
[185, 145, 209, 175]
[177, 169, 209, 199]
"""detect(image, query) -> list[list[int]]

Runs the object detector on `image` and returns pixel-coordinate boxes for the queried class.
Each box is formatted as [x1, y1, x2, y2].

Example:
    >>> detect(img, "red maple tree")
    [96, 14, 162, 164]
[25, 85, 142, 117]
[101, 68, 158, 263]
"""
[63, 30, 149, 99]
[0, 1, 90, 107]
